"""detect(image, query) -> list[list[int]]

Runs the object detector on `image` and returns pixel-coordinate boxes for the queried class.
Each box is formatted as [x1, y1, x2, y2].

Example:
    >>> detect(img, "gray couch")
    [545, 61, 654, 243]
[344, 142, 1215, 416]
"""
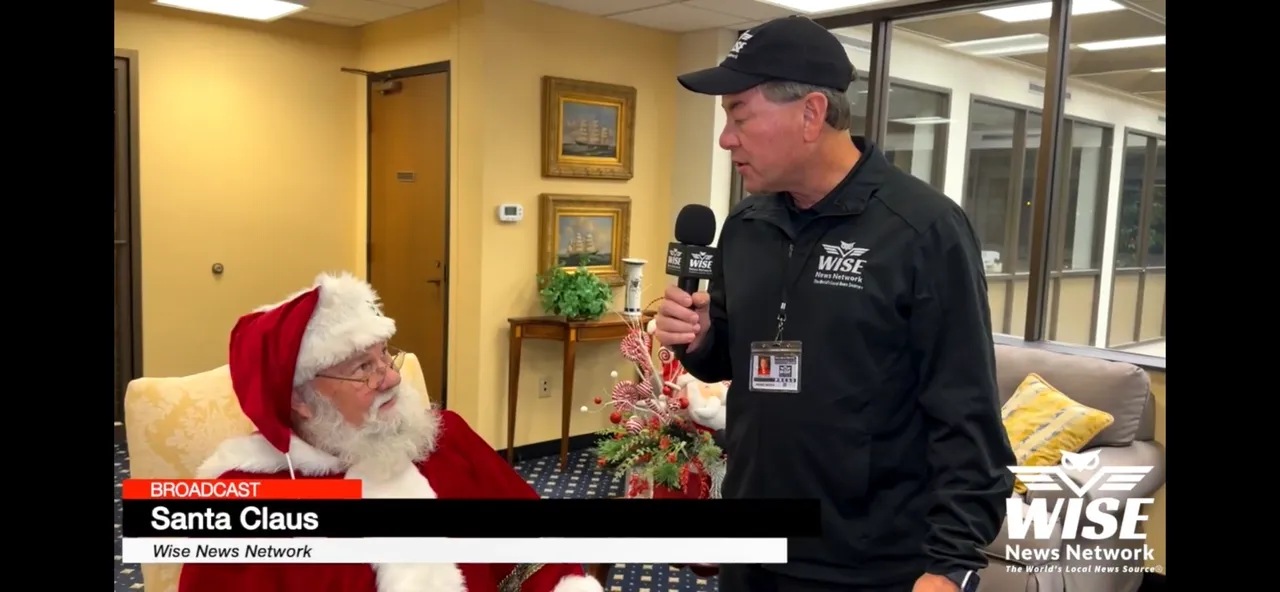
[980, 345, 1166, 592]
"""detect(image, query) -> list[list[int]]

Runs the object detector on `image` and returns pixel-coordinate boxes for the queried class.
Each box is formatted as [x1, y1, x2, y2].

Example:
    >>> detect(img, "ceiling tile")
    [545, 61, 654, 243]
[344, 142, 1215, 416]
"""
[375, 0, 450, 7]
[681, 0, 795, 21]
[293, 11, 369, 25]
[306, 0, 414, 21]
[610, 3, 747, 31]
[531, 0, 675, 17]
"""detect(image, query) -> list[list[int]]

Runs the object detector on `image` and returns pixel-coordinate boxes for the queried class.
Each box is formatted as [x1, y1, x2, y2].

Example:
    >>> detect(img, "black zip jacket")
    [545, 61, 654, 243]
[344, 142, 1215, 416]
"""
[680, 139, 1016, 586]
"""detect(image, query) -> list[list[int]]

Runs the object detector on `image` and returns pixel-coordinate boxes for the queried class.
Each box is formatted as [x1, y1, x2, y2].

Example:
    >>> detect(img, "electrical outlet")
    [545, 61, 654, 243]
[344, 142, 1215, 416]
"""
[538, 378, 552, 398]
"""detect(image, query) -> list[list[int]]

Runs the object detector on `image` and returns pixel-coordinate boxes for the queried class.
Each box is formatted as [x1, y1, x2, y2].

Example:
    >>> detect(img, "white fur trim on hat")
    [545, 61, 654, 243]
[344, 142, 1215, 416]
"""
[256, 272, 397, 386]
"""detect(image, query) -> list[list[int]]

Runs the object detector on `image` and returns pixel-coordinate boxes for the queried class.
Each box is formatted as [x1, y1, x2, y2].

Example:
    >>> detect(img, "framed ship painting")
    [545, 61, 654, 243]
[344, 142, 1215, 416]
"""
[541, 76, 637, 180]
[539, 194, 632, 286]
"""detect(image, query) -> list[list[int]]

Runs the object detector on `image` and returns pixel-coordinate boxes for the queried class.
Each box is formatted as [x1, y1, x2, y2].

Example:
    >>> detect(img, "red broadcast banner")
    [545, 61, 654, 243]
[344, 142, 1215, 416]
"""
[121, 479, 362, 500]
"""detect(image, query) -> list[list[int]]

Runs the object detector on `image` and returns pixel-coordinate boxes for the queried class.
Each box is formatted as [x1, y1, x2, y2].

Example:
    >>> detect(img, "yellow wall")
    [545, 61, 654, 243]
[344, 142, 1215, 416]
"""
[115, 0, 677, 447]
[482, 1, 677, 444]
[356, 0, 678, 443]
[1146, 369, 1166, 571]
[115, 1, 363, 378]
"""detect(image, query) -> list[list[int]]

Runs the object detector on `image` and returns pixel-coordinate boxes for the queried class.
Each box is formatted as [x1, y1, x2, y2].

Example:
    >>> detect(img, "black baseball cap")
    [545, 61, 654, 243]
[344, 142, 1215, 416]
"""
[677, 16, 856, 96]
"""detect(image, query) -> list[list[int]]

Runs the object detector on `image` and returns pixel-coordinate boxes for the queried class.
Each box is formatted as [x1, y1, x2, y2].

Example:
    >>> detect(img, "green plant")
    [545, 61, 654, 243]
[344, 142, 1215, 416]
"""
[537, 257, 614, 321]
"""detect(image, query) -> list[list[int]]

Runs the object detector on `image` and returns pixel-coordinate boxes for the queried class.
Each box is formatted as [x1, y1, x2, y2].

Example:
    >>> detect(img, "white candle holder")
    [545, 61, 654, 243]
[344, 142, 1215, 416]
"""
[622, 258, 646, 320]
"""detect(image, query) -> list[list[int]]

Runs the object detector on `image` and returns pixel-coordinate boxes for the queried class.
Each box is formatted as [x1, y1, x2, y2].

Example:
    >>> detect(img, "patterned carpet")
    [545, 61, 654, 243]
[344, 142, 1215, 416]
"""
[114, 438, 718, 592]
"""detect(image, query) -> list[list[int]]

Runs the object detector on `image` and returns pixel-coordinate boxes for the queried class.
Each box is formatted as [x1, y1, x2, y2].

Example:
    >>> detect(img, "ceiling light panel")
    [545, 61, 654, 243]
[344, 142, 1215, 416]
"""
[153, 0, 309, 21]
[755, 0, 898, 16]
[1078, 35, 1166, 51]
[980, 0, 1123, 23]
[1150, 67, 1165, 73]
[891, 116, 950, 125]
[943, 33, 1050, 57]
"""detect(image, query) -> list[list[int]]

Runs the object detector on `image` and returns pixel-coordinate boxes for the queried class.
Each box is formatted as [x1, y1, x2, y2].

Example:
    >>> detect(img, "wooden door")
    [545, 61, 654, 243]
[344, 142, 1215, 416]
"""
[114, 56, 138, 424]
[368, 70, 450, 406]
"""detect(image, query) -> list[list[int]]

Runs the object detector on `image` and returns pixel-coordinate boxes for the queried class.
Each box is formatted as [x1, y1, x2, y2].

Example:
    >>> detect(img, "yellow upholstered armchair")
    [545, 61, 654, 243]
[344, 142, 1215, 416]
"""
[122, 354, 431, 592]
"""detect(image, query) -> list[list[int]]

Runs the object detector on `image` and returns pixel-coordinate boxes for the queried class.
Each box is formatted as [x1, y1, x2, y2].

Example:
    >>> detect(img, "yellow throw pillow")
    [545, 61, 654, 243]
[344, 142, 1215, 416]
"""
[1001, 373, 1115, 494]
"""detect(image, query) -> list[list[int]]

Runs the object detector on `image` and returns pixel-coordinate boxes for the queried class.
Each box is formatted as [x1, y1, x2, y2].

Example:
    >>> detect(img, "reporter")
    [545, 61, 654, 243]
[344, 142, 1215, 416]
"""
[656, 15, 1016, 592]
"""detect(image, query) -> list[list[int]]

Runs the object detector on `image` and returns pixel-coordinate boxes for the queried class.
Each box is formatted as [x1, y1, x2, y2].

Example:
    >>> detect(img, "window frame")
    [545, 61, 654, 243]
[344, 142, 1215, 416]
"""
[878, 78, 953, 192]
[962, 95, 1113, 342]
[1106, 128, 1166, 348]
[808, 0, 1165, 369]
[728, 75, 955, 201]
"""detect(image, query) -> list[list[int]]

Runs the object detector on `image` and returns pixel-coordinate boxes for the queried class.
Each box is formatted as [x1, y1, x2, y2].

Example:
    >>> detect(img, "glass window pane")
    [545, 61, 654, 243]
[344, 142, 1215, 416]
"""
[965, 101, 1018, 276]
[1115, 133, 1148, 269]
[838, 28, 950, 191]
[884, 84, 949, 190]
[1048, 120, 1112, 346]
[841, 25, 874, 139]
[1109, 134, 1166, 355]
[1061, 121, 1109, 271]
[1146, 139, 1166, 268]
[1061, 1, 1166, 359]
[841, 3, 1060, 338]
[830, 1, 1165, 350]
[1017, 112, 1042, 274]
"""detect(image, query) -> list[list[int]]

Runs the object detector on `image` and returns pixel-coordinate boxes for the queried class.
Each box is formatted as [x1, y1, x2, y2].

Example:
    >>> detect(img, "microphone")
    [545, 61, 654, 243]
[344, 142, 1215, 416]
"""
[665, 204, 719, 358]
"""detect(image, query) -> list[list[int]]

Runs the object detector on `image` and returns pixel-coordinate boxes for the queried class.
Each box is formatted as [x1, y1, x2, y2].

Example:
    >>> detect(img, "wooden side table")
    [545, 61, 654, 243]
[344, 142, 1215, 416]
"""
[506, 313, 653, 469]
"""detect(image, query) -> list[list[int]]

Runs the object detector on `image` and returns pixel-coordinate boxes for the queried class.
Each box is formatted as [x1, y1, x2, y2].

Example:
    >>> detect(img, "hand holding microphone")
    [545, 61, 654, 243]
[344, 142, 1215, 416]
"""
[655, 285, 711, 350]
[654, 205, 718, 358]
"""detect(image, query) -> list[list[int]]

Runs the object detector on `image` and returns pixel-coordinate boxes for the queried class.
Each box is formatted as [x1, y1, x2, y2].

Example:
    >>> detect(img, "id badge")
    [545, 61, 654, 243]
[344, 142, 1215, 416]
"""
[748, 341, 802, 393]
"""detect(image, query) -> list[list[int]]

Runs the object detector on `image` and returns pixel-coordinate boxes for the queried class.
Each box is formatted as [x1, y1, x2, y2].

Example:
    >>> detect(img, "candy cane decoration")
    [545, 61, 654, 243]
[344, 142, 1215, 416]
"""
[581, 303, 699, 427]
[619, 330, 652, 370]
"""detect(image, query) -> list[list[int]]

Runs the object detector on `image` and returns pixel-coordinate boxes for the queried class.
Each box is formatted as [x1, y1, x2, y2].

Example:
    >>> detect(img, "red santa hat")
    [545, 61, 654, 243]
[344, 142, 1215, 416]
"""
[228, 272, 397, 454]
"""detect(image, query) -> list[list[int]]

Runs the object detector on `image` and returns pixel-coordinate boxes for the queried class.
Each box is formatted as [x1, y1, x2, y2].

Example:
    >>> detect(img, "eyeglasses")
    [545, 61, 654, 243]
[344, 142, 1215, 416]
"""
[316, 346, 406, 389]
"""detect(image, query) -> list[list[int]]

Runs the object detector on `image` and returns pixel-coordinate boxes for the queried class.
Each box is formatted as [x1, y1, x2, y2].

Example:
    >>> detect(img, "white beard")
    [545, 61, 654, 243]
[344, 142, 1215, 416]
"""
[296, 382, 440, 481]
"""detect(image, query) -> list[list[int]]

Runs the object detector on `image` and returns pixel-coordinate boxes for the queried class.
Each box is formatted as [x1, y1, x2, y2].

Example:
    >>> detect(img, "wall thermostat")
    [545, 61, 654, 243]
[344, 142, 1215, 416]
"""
[497, 204, 524, 223]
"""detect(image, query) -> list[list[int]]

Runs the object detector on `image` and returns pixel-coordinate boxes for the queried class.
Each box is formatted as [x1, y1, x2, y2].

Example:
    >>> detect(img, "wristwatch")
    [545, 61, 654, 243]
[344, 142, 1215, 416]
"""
[944, 570, 979, 592]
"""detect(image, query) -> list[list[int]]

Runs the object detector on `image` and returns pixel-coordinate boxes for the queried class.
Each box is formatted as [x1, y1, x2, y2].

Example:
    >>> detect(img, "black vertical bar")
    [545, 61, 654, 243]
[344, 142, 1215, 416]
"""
[864, 20, 892, 144]
[1047, 121, 1073, 342]
[1022, 0, 1072, 342]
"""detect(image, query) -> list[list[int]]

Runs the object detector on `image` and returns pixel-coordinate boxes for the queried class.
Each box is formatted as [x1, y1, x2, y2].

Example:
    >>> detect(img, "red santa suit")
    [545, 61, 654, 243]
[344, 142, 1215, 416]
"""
[177, 272, 602, 592]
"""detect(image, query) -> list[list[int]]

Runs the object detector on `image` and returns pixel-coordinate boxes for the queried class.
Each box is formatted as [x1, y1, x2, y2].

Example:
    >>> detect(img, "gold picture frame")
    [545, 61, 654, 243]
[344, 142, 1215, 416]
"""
[541, 76, 637, 180]
[539, 194, 632, 287]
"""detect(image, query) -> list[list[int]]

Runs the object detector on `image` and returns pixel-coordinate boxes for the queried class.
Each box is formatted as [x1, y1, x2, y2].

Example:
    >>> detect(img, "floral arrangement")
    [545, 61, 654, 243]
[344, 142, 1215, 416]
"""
[580, 303, 725, 499]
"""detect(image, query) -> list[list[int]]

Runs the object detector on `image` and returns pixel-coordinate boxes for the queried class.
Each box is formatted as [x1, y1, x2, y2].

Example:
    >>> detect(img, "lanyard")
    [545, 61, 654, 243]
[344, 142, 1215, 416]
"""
[775, 241, 821, 341]
[774, 243, 794, 341]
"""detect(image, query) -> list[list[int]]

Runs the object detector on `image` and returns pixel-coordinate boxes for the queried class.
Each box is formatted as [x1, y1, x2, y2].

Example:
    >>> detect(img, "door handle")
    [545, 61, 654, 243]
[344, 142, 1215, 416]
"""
[427, 279, 442, 285]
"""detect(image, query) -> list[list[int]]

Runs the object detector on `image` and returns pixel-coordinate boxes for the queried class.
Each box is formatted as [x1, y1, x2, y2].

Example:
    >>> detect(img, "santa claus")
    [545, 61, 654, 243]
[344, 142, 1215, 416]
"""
[179, 272, 603, 592]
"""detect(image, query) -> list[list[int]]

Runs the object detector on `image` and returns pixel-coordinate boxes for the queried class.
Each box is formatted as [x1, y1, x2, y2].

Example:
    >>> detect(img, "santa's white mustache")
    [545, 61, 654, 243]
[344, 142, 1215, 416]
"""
[295, 380, 439, 478]
[371, 390, 398, 412]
